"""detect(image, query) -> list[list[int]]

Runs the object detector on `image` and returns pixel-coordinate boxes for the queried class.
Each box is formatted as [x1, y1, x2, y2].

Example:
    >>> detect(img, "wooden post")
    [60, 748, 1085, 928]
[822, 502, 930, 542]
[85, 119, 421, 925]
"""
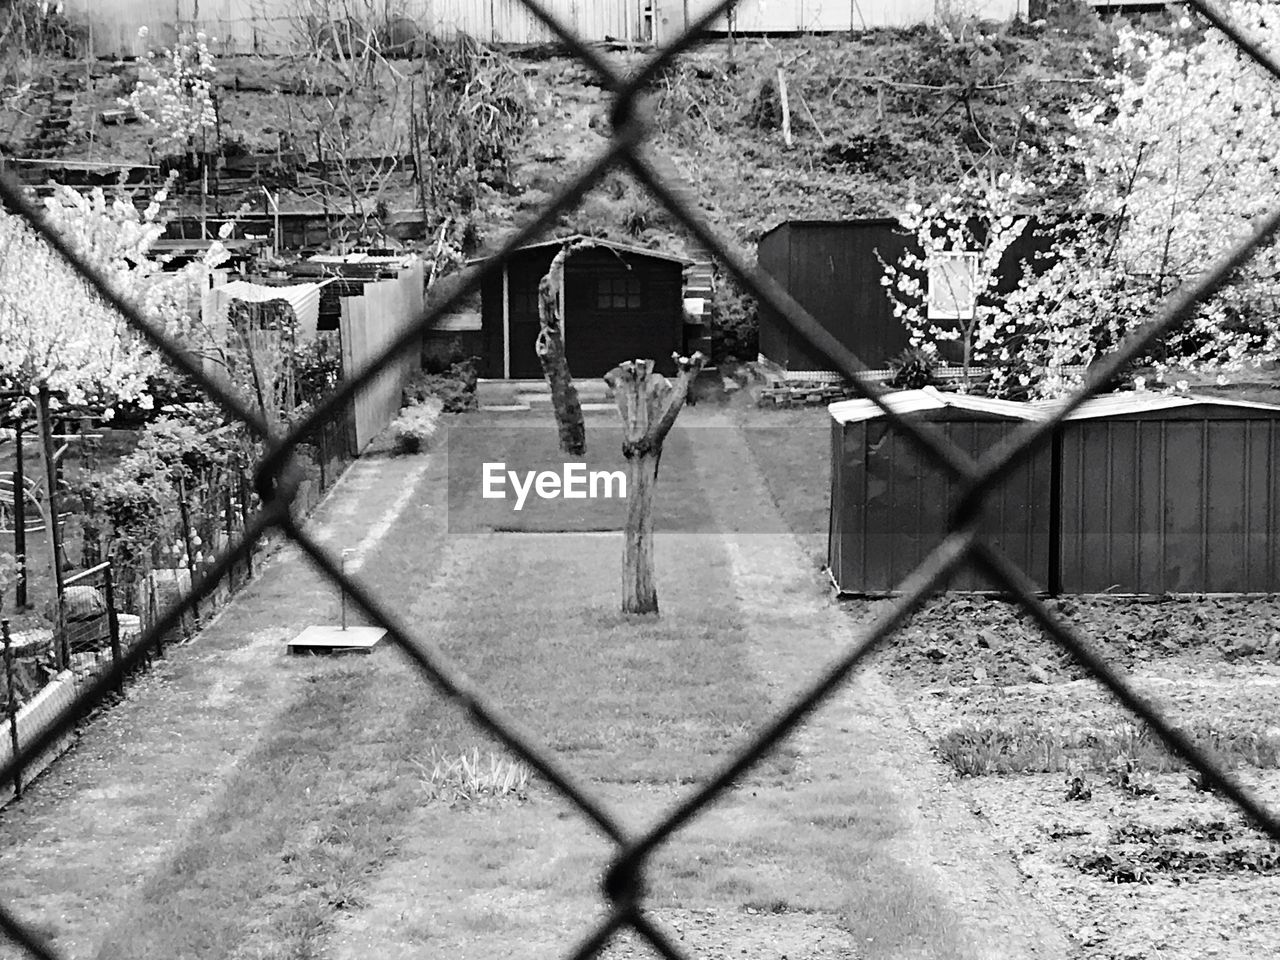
[149, 573, 163, 661]
[104, 565, 122, 696]
[12, 418, 27, 609]
[778, 67, 793, 147]
[36, 386, 67, 670]
[239, 473, 253, 581]
[176, 474, 200, 626]
[605, 351, 706, 615]
[3, 619, 21, 800]
[536, 241, 591, 456]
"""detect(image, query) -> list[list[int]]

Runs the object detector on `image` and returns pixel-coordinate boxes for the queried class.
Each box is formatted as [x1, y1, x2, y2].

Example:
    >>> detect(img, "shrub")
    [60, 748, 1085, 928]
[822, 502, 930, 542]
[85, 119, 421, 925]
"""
[709, 275, 758, 363]
[403, 359, 478, 413]
[887, 346, 938, 389]
[390, 396, 444, 454]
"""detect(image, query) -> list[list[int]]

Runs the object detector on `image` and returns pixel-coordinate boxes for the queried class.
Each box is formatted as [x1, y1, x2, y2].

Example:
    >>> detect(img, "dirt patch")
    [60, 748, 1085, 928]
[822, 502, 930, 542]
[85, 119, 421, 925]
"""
[859, 593, 1280, 689]
[872, 594, 1280, 959]
[958, 771, 1280, 959]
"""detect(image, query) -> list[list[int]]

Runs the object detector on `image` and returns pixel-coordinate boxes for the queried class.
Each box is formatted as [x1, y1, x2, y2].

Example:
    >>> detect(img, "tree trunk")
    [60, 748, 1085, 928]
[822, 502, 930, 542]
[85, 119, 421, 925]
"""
[536, 241, 592, 456]
[621, 448, 660, 614]
[606, 352, 706, 615]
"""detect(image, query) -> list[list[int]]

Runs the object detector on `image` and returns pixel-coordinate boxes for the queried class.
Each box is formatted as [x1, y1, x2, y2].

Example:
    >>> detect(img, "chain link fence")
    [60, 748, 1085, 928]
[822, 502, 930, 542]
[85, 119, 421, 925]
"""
[2, 1, 1280, 957]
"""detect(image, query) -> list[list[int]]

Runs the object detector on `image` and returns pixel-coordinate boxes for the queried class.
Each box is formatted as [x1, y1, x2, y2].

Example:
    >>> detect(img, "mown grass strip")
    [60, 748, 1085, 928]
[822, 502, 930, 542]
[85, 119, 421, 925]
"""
[92, 420, 777, 958]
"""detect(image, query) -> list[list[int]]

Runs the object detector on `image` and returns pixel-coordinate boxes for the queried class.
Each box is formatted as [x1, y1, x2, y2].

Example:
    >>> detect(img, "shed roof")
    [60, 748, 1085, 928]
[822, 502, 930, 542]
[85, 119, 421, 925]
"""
[759, 218, 899, 244]
[465, 234, 694, 267]
[827, 387, 1045, 424]
[204, 279, 327, 338]
[1038, 391, 1280, 420]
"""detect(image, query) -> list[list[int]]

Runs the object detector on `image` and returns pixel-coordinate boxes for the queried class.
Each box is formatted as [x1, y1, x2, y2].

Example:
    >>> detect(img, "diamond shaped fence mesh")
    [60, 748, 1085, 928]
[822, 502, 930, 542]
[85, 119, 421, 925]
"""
[2, 2, 1280, 958]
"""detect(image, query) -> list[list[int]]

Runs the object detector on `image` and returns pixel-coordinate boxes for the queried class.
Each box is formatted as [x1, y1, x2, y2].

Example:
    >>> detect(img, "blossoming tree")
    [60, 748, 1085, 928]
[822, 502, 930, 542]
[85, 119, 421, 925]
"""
[0, 182, 179, 612]
[989, 4, 1280, 397]
[883, 4, 1280, 398]
[121, 27, 218, 161]
[879, 170, 1033, 391]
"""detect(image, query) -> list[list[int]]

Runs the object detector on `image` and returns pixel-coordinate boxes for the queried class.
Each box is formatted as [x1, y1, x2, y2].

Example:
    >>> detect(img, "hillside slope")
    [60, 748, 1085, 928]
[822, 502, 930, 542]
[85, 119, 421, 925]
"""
[482, 5, 1133, 256]
[472, 5, 1154, 356]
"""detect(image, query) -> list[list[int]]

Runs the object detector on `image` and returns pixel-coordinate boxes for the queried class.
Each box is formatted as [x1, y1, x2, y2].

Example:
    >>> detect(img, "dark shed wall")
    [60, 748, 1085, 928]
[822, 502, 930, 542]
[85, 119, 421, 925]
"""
[1059, 408, 1280, 594]
[757, 225, 792, 366]
[480, 269, 504, 378]
[759, 219, 1054, 373]
[829, 412, 1053, 594]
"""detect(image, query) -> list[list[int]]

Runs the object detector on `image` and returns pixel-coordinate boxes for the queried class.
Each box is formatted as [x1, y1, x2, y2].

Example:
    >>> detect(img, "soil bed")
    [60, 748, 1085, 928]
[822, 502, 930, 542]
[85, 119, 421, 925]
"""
[859, 594, 1280, 959]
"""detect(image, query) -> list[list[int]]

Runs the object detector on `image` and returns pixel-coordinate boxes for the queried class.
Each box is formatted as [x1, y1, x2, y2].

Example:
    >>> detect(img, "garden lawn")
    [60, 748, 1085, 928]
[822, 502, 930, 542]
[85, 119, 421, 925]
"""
[0, 406, 1045, 960]
[735, 406, 831, 566]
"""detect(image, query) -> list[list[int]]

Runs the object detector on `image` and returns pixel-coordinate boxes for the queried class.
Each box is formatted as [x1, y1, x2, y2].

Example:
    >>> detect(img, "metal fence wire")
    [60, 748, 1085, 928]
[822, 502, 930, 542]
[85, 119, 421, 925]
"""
[2, 1, 1280, 956]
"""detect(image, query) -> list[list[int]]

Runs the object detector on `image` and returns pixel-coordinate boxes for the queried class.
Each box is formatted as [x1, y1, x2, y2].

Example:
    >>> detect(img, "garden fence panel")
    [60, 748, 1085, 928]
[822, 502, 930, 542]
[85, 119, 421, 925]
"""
[339, 260, 425, 451]
[2, 3, 1280, 960]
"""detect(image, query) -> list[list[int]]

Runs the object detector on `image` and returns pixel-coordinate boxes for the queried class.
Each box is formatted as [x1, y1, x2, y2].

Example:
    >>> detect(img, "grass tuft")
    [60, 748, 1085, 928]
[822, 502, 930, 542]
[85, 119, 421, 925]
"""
[414, 747, 532, 805]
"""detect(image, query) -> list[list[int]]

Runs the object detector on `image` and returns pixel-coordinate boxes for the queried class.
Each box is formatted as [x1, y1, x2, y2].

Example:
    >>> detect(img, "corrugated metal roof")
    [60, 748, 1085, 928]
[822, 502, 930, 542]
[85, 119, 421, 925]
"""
[1037, 391, 1280, 420]
[204, 280, 325, 339]
[307, 253, 415, 267]
[827, 387, 1047, 424]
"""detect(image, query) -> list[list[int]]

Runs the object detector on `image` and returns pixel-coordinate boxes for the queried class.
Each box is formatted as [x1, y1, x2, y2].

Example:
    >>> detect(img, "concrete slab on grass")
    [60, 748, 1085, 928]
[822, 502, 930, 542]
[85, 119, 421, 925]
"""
[288, 625, 386, 655]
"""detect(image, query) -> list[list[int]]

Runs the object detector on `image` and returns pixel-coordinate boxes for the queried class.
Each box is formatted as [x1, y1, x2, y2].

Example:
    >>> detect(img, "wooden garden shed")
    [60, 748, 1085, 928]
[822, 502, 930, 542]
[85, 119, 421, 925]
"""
[471, 236, 693, 380]
[1054, 392, 1280, 595]
[757, 219, 1053, 378]
[827, 387, 1053, 595]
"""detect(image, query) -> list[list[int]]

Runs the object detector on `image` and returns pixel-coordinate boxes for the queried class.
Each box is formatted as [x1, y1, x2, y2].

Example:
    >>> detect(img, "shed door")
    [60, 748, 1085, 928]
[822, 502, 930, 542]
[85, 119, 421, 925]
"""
[508, 257, 551, 379]
[564, 267, 679, 378]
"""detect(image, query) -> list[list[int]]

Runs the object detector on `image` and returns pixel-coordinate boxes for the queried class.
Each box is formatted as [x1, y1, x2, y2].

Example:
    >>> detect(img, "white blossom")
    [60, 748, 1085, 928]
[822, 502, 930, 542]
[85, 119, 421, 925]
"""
[120, 29, 217, 152]
[0, 182, 202, 409]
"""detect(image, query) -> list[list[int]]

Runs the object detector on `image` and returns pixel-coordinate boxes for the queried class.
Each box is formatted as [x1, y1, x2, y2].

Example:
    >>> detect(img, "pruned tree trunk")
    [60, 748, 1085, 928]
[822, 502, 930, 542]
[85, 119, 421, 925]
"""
[605, 352, 706, 615]
[536, 241, 593, 456]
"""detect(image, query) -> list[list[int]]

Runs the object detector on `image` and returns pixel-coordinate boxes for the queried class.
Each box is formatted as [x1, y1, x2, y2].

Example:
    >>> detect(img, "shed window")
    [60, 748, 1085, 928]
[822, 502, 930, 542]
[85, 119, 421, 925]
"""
[515, 285, 541, 317]
[597, 276, 643, 310]
[926, 251, 979, 320]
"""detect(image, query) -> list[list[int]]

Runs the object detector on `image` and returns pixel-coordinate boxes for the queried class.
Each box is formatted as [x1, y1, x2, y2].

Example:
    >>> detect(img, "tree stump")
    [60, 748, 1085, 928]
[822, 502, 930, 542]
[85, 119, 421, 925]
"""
[605, 352, 706, 615]
[536, 241, 592, 456]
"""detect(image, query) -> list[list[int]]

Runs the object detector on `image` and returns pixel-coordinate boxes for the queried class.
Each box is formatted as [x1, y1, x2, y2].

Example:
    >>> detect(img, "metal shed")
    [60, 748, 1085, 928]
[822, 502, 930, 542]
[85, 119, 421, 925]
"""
[827, 388, 1053, 595]
[1053, 392, 1280, 595]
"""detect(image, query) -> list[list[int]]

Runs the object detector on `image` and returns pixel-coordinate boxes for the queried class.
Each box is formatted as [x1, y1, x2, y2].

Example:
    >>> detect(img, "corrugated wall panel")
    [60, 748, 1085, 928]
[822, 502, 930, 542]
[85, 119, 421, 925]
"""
[1245, 420, 1277, 588]
[74, 0, 1028, 55]
[182, 0, 295, 56]
[419, 0, 640, 44]
[68, 0, 642, 55]
[682, 0, 1025, 36]
[1059, 415, 1280, 595]
[830, 414, 1052, 595]
[1206, 420, 1245, 589]
[756, 225, 791, 367]
[72, 0, 172, 58]
[827, 416, 843, 577]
